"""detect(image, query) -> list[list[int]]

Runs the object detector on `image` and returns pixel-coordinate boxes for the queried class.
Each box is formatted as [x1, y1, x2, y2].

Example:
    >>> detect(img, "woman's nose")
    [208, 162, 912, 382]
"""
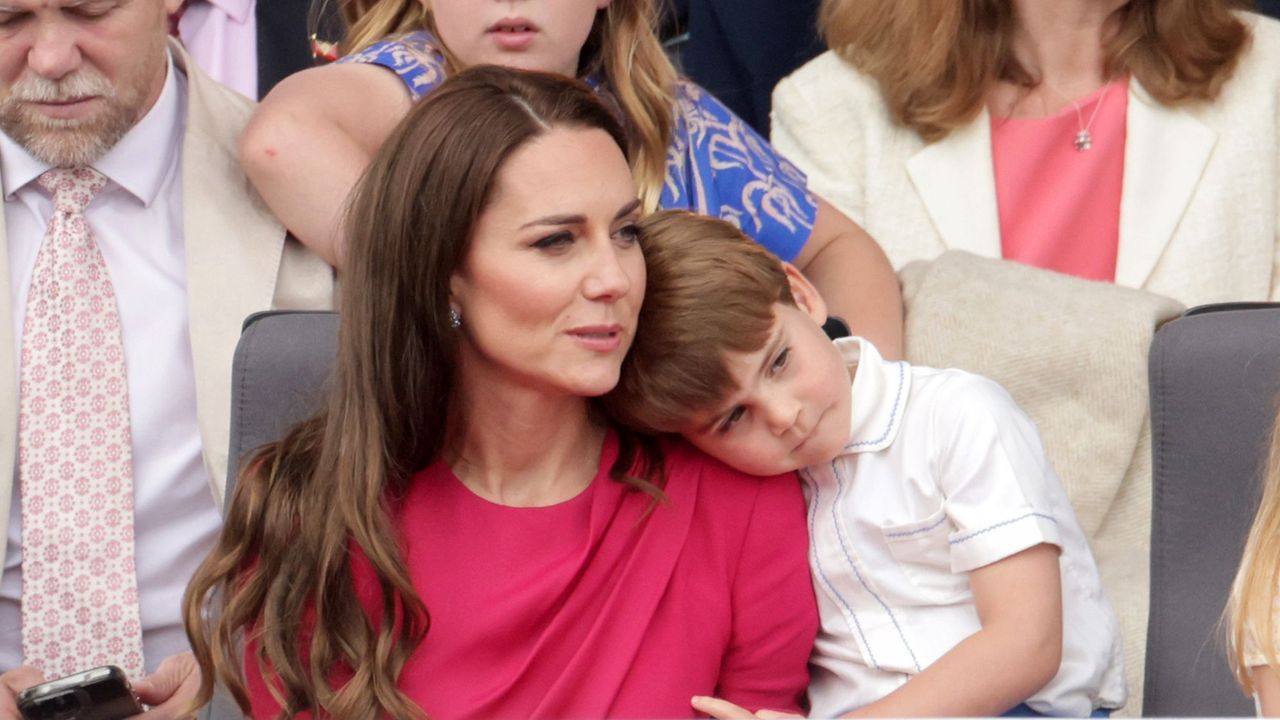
[582, 241, 636, 302]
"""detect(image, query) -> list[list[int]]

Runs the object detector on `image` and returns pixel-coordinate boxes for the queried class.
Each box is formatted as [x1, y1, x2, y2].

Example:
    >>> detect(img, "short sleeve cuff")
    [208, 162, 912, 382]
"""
[948, 512, 1062, 573]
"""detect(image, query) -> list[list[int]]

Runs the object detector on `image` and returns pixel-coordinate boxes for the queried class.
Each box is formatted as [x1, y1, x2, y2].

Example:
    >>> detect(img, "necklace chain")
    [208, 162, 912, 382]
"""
[1044, 81, 1112, 152]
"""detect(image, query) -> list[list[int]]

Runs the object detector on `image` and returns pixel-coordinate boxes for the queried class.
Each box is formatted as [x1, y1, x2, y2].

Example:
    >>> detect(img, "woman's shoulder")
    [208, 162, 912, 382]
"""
[774, 49, 885, 110]
[1236, 12, 1280, 74]
[659, 437, 803, 514]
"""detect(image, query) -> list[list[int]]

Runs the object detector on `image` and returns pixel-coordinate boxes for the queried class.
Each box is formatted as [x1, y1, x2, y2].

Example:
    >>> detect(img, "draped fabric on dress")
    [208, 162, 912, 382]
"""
[247, 434, 818, 719]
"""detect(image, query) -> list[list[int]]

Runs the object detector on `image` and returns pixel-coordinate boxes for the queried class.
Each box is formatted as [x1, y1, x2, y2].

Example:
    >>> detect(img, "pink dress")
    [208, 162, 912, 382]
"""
[992, 77, 1129, 282]
[246, 434, 819, 718]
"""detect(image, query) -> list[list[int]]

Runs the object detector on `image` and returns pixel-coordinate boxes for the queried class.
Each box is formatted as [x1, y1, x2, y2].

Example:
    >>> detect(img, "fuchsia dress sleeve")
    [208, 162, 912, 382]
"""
[991, 77, 1129, 282]
[246, 434, 818, 719]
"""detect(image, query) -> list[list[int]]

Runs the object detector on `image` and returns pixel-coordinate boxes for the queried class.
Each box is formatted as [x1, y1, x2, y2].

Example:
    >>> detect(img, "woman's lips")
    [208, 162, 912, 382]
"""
[567, 325, 624, 353]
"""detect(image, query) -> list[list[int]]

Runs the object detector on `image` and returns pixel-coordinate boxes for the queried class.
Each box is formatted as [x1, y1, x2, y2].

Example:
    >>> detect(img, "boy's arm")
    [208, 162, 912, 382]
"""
[691, 544, 1063, 720]
[845, 543, 1062, 718]
[1253, 665, 1280, 715]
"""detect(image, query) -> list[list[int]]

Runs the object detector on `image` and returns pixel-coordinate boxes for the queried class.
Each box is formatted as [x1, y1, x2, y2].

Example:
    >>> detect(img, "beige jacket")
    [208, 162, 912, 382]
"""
[773, 12, 1280, 310]
[901, 252, 1185, 715]
[0, 42, 334, 565]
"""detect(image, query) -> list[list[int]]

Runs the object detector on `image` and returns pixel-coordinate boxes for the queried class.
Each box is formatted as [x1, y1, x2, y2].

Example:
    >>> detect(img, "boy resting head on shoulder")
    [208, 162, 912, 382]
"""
[605, 211, 1127, 718]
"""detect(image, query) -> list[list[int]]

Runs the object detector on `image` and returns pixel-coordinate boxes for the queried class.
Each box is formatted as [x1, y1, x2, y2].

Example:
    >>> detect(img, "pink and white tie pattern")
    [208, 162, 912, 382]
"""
[18, 167, 145, 680]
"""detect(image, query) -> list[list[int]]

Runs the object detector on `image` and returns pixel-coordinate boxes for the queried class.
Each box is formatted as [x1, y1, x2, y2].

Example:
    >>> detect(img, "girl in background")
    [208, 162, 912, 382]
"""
[240, 0, 904, 357]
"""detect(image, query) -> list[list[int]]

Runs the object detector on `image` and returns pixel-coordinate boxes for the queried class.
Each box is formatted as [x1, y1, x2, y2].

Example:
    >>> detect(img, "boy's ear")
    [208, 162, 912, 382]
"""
[781, 262, 829, 326]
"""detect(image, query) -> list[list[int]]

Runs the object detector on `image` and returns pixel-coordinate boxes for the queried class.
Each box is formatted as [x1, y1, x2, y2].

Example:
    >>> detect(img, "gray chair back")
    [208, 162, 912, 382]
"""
[201, 310, 340, 720]
[1145, 302, 1280, 716]
[222, 310, 340, 505]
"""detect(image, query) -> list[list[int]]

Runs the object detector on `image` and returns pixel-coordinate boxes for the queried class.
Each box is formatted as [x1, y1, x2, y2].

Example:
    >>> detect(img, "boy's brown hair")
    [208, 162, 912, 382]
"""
[605, 210, 796, 434]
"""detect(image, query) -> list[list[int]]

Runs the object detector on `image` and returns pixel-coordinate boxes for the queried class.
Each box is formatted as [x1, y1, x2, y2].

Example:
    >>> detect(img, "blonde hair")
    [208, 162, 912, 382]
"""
[339, 0, 677, 212]
[1228, 408, 1280, 694]
[820, 0, 1251, 143]
[605, 211, 796, 433]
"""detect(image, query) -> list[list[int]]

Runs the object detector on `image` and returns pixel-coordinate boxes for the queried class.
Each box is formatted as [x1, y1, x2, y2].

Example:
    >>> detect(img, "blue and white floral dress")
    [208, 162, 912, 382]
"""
[339, 32, 820, 261]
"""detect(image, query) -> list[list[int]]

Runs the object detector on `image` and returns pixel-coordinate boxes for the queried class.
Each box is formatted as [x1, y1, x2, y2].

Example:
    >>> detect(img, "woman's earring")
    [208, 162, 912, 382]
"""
[449, 308, 462, 329]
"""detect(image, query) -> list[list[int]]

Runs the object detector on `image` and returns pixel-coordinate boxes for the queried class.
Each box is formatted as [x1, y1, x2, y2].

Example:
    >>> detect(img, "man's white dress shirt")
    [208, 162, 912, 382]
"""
[0, 57, 223, 675]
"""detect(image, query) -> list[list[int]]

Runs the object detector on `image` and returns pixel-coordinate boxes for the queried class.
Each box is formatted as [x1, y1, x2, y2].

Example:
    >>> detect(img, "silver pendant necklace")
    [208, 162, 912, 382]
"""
[1057, 82, 1111, 152]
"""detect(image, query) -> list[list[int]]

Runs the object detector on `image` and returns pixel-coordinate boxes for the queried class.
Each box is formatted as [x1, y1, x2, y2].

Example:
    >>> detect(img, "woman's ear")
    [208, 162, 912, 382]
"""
[596, 0, 612, 9]
[781, 262, 829, 325]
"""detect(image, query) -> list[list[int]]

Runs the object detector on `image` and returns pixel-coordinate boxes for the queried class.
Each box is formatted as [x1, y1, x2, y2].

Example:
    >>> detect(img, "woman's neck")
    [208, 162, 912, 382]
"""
[996, 0, 1127, 117]
[447, 370, 607, 508]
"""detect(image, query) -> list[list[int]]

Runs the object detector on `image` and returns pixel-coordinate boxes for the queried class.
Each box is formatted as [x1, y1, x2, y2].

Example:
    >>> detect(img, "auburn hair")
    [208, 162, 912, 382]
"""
[605, 211, 796, 434]
[184, 66, 661, 720]
[820, 0, 1251, 142]
[1227, 405, 1280, 695]
[338, 0, 677, 213]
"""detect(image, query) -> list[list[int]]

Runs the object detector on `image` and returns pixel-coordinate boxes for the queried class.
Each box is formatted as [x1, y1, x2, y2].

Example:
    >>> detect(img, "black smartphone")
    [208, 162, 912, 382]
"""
[15, 665, 144, 720]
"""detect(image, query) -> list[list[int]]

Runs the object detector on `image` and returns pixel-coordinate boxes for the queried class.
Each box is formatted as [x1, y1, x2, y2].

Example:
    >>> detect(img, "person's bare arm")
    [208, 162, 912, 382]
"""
[791, 198, 903, 359]
[1253, 665, 1280, 716]
[239, 62, 413, 267]
[846, 543, 1062, 717]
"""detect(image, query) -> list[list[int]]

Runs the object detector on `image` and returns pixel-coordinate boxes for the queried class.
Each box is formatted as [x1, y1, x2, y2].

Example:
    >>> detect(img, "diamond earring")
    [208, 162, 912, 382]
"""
[449, 308, 462, 329]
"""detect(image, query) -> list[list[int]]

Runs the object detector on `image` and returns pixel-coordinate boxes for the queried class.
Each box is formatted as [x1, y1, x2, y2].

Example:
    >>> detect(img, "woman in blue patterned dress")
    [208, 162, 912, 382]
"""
[240, 0, 903, 356]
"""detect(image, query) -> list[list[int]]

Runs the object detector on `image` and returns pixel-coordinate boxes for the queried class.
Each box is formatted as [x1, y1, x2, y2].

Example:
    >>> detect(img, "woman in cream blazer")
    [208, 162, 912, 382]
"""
[772, 9, 1280, 309]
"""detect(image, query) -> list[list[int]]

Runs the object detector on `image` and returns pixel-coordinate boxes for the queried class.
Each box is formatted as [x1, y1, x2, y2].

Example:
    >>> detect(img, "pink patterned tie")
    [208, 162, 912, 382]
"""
[18, 167, 145, 680]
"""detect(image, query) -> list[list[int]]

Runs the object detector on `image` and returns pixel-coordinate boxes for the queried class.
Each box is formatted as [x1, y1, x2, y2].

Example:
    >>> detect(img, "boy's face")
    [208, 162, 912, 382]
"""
[678, 269, 853, 477]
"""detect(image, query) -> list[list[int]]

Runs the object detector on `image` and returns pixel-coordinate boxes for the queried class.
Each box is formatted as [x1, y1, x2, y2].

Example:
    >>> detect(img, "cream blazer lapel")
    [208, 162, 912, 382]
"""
[905, 110, 1002, 259]
[1116, 81, 1216, 289]
[172, 43, 288, 504]
[906, 81, 1217, 290]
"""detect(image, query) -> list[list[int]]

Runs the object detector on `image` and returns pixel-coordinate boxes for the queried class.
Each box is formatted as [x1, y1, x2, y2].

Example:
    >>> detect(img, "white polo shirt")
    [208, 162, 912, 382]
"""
[802, 337, 1127, 717]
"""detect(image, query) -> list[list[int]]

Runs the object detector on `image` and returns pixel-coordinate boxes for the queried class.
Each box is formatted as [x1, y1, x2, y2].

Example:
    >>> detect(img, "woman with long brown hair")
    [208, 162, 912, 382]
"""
[183, 65, 817, 719]
[772, 0, 1278, 308]
[235, 0, 905, 358]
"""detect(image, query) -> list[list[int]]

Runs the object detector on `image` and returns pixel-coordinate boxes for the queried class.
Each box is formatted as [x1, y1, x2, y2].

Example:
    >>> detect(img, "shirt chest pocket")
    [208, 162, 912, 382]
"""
[878, 507, 970, 603]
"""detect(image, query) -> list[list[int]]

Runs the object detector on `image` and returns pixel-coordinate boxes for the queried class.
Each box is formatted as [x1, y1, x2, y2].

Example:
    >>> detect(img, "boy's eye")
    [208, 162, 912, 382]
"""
[770, 348, 791, 373]
[718, 406, 746, 433]
[532, 231, 574, 250]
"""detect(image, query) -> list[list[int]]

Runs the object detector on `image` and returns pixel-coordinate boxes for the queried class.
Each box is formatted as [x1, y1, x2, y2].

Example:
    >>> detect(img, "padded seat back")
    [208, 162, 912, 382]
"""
[1145, 303, 1280, 716]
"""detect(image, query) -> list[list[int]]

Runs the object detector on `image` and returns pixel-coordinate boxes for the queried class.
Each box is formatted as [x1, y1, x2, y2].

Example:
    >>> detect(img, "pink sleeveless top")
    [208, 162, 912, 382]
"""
[991, 77, 1129, 282]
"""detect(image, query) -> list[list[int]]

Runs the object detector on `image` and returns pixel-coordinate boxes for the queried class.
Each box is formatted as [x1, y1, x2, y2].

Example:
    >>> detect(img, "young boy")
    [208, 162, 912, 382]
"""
[606, 211, 1127, 718]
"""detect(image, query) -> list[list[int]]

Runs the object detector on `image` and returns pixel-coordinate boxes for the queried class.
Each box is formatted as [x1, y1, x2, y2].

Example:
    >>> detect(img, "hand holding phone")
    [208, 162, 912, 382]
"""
[15, 666, 143, 720]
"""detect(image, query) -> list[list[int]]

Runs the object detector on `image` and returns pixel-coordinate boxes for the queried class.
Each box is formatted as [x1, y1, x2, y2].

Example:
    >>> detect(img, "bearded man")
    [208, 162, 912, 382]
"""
[0, 0, 332, 714]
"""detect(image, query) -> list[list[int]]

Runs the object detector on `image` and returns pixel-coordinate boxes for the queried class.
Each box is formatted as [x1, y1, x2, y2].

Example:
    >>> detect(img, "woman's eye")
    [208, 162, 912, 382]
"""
[613, 223, 640, 244]
[532, 231, 574, 250]
[718, 406, 746, 433]
[771, 348, 791, 373]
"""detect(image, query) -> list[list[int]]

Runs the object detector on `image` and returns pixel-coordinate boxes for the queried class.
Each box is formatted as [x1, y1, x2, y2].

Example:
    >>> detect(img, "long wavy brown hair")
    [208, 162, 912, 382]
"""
[821, 0, 1251, 142]
[183, 66, 661, 720]
[335, 0, 677, 213]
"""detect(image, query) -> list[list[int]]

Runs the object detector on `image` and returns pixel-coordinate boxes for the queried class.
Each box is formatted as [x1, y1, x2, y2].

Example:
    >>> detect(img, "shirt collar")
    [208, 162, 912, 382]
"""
[203, 0, 253, 24]
[836, 336, 911, 454]
[0, 52, 184, 206]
